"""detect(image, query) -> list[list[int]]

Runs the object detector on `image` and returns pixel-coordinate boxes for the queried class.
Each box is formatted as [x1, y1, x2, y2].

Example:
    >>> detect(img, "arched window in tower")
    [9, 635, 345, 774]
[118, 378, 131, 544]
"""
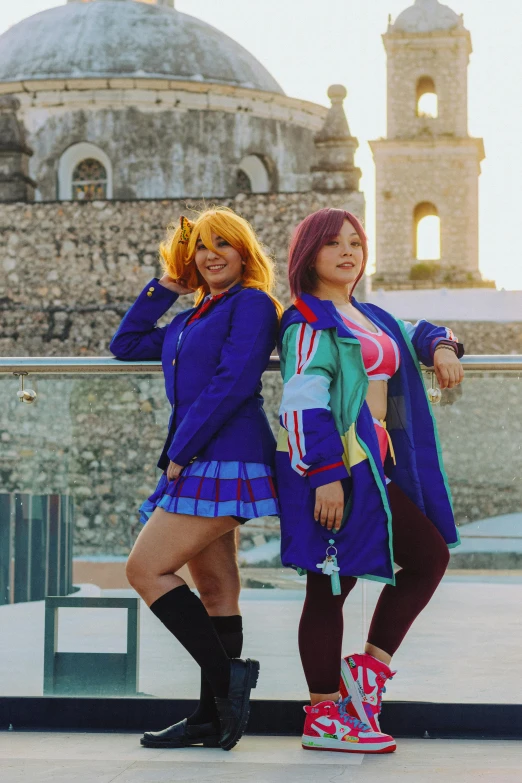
[416, 76, 438, 119]
[71, 159, 108, 200]
[236, 155, 271, 195]
[414, 202, 441, 261]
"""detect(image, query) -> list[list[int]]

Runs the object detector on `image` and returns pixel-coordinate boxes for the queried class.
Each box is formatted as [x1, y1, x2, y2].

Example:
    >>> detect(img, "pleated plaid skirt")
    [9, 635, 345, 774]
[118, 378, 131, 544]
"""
[139, 459, 279, 524]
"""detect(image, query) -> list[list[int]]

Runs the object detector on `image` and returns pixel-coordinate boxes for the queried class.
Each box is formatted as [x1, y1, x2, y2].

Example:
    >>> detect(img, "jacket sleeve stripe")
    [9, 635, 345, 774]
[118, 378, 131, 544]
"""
[284, 411, 309, 474]
[296, 323, 306, 373]
[296, 323, 319, 374]
[280, 324, 343, 479]
[308, 461, 345, 477]
[282, 325, 324, 474]
[293, 410, 305, 461]
[304, 329, 317, 370]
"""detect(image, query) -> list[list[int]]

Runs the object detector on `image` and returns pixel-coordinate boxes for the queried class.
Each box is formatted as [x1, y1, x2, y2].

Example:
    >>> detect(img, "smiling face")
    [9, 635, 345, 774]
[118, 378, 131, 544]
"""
[313, 220, 365, 292]
[194, 231, 244, 294]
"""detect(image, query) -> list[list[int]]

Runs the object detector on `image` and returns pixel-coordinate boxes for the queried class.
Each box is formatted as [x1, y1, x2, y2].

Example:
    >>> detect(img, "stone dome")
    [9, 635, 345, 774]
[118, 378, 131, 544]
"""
[392, 0, 462, 33]
[0, 0, 284, 94]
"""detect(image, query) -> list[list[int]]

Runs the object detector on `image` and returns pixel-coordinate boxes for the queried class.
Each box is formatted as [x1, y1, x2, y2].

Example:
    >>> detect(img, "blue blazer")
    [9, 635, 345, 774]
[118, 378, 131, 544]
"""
[110, 279, 278, 470]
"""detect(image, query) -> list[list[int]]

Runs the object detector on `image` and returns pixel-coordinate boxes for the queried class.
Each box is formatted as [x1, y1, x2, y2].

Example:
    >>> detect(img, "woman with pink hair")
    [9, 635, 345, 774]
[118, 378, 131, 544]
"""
[276, 207, 464, 753]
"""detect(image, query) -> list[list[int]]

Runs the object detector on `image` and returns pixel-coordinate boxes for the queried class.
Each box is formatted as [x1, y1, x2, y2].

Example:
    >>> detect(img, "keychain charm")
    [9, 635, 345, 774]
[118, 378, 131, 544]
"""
[316, 539, 341, 595]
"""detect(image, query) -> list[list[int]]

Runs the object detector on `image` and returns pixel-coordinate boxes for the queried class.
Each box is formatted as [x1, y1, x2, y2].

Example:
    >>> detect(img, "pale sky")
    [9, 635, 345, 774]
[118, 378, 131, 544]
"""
[1, 0, 521, 289]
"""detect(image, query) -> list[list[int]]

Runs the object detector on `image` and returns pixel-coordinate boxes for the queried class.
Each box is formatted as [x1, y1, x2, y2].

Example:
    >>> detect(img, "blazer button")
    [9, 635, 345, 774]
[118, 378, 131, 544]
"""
[148, 286, 155, 291]
[147, 292, 152, 297]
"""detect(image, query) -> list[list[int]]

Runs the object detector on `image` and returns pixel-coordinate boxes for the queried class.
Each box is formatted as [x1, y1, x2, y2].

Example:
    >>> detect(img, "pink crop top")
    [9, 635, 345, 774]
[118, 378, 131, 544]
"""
[339, 312, 401, 381]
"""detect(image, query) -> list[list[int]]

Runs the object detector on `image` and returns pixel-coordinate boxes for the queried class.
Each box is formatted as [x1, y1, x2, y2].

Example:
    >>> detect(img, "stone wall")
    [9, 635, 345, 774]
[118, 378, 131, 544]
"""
[435, 375, 522, 528]
[417, 321, 522, 356]
[0, 192, 357, 556]
[0, 194, 521, 558]
[0, 191, 363, 357]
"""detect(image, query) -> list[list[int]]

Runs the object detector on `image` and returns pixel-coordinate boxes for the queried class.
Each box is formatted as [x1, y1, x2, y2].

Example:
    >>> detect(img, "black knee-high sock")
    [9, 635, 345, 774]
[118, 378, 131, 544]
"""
[149, 586, 231, 698]
[187, 615, 243, 726]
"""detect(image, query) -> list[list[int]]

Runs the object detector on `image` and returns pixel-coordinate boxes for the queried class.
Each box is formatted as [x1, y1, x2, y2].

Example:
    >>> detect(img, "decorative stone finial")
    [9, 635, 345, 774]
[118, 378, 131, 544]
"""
[0, 97, 36, 201]
[315, 84, 352, 144]
[312, 85, 361, 193]
[327, 84, 347, 102]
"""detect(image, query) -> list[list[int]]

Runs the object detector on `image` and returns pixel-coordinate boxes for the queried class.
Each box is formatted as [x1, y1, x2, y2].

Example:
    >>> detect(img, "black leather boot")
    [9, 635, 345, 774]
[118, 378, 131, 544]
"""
[140, 718, 220, 748]
[215, 658, 260, 751]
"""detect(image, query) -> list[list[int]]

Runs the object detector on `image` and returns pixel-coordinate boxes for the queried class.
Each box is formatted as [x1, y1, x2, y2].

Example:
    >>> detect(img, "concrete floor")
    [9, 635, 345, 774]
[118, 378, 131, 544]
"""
[0, 733, 521, 783]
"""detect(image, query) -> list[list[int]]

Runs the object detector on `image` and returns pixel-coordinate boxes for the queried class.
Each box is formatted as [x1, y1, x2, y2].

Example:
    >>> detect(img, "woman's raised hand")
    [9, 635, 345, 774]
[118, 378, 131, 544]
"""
[159, 274, 195, 295]
[433, 346, 464, 390]
[314, 481, 344, 532]
[166, 461, 184, 481]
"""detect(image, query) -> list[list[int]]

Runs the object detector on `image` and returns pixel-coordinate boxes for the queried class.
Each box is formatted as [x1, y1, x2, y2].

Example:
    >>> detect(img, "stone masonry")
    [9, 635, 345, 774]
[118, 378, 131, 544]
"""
[0, 192, 360, 555]
[0, 192, 363, 357]
[371, 6, 485, 287]
[0, 196, 520, 557]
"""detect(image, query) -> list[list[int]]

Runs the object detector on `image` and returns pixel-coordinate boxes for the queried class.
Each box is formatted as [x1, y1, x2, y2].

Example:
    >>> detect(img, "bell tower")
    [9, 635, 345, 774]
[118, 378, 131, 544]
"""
[370, 0, 485, 288]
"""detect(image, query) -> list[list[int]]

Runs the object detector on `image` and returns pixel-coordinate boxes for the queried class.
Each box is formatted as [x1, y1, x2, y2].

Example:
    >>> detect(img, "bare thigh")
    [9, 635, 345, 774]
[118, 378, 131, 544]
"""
[188, 530, 241, 616]
[126, 507, 239, 606]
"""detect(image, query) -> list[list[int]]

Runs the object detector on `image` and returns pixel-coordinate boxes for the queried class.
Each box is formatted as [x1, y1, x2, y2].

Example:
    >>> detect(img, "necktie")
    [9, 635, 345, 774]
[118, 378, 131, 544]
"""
[186, 292, 227, 325]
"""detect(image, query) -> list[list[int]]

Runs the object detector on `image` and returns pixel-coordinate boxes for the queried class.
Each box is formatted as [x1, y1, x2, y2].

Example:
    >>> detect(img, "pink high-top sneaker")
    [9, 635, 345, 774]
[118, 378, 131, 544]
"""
[340, 653, 396, 733]
[301, 697, 396, 754]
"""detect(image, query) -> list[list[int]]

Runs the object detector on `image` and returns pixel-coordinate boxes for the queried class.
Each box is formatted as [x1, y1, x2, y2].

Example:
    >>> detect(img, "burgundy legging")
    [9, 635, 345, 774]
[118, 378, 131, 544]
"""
[299, 482, 450, 694]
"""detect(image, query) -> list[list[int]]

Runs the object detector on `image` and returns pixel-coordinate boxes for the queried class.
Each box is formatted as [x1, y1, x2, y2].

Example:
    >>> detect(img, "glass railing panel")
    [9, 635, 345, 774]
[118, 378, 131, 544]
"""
[0, 367, 293, 699]
[0, 360, 521, 702]
[362, 369, 522, 704]
[0, 371, 169, 696]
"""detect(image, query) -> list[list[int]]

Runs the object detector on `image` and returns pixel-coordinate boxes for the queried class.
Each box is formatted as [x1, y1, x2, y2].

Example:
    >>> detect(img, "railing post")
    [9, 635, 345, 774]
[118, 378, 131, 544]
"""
[30, 495, 48, 601]
[47, 493, 61, 597]
[0, 493, 12, 605]
[13, 493, 31, 604]
[68, 495, 75, 594]
[59, 494, 68, 597]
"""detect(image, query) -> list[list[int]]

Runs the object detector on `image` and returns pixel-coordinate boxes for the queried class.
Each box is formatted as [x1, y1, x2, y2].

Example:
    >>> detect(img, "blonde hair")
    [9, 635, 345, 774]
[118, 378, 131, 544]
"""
[159, 206, 283, 319]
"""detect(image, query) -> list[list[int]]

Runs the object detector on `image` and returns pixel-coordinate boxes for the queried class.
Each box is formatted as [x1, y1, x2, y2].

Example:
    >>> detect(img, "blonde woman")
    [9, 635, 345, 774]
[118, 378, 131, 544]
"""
[110, 208, 282, 751]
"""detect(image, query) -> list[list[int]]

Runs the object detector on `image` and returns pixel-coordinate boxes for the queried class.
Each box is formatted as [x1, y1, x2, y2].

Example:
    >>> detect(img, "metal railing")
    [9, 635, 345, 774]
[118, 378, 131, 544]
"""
[1, 355, 521, 374]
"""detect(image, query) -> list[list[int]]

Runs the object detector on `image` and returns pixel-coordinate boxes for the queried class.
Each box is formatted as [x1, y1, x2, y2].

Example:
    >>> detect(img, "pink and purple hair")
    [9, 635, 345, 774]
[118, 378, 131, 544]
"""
[288, 208, 368, 300]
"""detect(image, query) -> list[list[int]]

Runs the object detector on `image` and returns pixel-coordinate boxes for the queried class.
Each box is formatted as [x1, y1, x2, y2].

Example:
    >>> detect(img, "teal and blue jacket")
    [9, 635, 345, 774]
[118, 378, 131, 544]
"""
[275, 293, 464, 584]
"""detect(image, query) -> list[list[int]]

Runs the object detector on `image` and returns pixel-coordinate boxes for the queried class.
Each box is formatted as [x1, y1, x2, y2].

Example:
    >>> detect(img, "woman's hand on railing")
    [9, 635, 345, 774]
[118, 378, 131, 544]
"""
[314, 481, 344, 532]
[433, 347, 464, 390]
[158, 275, 195, 296]
[166, 461, 185, 481]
